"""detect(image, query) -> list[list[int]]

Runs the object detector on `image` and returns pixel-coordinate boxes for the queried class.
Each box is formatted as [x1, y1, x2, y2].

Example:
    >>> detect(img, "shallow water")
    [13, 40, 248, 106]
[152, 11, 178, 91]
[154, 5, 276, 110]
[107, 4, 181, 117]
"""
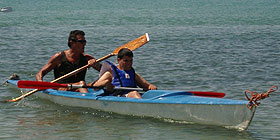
[1, 0, 280, 139]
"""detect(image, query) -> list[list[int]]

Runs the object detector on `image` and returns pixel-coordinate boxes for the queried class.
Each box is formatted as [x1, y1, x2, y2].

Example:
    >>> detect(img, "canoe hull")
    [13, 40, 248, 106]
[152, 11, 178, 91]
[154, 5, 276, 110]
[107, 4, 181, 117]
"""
[36, 90, 255, 130]
[8, 80, 255, 130]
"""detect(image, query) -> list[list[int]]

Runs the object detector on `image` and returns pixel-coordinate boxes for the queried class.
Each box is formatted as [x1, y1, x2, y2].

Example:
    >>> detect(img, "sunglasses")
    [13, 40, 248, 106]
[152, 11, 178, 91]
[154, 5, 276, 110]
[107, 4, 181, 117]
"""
[72, 39, 87, 44]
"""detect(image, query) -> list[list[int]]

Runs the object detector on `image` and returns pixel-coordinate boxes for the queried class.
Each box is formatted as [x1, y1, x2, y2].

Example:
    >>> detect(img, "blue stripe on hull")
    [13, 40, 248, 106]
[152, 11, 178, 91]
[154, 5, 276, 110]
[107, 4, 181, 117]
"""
[8, 80, 249, 105]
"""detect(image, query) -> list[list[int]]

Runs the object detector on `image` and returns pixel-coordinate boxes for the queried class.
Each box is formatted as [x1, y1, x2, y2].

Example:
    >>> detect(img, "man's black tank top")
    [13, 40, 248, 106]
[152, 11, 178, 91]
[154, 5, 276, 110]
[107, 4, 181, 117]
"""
[54, 51, 87, 83]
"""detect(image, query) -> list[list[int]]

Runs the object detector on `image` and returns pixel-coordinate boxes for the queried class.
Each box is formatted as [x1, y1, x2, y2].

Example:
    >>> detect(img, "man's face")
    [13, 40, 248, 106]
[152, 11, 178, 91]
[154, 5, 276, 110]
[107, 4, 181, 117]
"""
[118, 56, 133, 71]
[70, 34, 86, 53]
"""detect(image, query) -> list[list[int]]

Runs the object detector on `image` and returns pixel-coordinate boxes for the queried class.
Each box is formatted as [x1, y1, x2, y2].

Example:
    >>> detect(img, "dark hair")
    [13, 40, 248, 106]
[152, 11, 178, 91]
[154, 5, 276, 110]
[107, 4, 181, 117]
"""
[117, 48, 133, 59]
[68, 30, 85, 48]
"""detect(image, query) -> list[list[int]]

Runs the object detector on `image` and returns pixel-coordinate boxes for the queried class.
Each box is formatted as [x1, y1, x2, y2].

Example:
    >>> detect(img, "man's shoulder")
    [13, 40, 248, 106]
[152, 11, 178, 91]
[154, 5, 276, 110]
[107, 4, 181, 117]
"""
[53, 51, 64, 57]
[50, 51, 64, 62]
[82, 53, 95, 59]
[82, 53, 93, 57]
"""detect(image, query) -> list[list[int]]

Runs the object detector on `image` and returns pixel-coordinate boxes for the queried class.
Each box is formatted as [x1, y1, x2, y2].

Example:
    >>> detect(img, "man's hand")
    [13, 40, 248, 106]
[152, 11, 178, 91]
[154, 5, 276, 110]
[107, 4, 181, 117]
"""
[148, 84, 157, 90]
[88, 59, 97, 67]
[88, 58, 101, 71]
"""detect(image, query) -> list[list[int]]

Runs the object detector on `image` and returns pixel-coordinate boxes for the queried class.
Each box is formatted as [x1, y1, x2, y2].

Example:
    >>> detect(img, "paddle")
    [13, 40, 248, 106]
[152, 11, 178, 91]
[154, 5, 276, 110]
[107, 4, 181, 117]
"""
[3, 33, 149, 102]
[18, 80, 104, 90]
[17, 80, 225, 98]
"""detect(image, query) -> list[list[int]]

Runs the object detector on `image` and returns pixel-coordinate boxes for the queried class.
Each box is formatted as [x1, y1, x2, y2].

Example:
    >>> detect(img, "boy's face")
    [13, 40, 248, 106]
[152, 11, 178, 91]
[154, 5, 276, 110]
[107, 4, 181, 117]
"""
[118, 56, 133, 71]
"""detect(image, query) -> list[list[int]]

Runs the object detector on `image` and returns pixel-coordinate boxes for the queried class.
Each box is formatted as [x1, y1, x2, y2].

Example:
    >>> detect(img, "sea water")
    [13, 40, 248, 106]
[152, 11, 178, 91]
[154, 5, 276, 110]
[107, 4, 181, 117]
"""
[1, 0, 280, 139]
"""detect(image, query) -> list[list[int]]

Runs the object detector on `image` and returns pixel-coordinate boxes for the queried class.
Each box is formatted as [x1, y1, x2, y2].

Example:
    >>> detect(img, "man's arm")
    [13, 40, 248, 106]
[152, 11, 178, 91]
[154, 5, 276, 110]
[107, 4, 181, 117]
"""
[84, 54, 102, 72]
[36, 52, 62, 81]
[135, 73, 157, 90]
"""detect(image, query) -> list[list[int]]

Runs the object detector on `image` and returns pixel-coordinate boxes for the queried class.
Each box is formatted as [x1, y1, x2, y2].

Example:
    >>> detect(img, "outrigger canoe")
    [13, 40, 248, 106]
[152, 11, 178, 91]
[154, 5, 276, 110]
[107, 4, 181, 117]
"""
[7, 80, 256, 130]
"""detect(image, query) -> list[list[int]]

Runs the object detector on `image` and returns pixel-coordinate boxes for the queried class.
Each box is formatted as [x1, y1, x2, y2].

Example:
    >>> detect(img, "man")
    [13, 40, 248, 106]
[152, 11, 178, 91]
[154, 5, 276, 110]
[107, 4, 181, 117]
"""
[36, 30, 101, 93]
[92, 48, 157, 98]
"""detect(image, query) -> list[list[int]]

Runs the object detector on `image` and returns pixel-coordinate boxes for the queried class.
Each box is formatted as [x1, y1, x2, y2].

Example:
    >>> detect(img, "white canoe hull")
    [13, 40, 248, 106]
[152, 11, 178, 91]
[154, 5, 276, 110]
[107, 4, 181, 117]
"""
[8, 80, 255, 130]
[36, 90, 256, 130]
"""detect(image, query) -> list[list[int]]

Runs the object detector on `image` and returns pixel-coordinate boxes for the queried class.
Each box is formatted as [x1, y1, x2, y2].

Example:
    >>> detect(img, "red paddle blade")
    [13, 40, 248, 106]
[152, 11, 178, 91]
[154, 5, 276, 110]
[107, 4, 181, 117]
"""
[189, 91, 225, 98]
[17, 80, 68, 89]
